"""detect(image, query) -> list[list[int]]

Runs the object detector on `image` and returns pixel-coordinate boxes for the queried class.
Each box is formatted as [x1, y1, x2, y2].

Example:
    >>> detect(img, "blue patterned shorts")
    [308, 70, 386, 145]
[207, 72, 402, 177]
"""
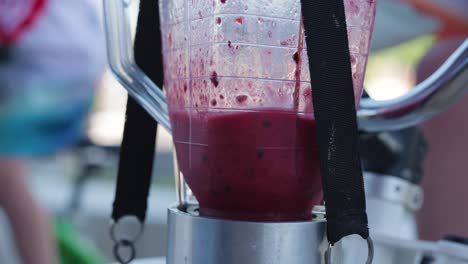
[0, 79, 94, 157]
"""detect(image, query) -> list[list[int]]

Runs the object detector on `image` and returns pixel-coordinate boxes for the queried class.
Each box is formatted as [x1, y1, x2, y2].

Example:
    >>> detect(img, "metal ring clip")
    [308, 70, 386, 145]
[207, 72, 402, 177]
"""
[113, 239, 136, 264]
[325, 236, 374, 264]
[110, 216, 144, 264]
[110, 217, 144, 244]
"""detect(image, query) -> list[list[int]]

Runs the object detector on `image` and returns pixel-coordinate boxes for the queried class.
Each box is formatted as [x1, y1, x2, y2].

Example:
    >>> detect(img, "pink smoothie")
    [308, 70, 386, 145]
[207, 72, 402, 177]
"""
[171, 109, 323, 222]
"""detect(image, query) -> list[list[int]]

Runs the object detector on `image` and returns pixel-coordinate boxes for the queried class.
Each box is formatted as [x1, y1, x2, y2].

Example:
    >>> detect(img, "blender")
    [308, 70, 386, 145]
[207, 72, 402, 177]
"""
[104, 0, 377, 263]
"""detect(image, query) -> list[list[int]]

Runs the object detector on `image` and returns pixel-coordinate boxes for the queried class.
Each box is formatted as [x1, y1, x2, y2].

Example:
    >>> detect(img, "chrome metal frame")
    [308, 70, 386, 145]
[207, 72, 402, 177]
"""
[358, 39, 468, 132]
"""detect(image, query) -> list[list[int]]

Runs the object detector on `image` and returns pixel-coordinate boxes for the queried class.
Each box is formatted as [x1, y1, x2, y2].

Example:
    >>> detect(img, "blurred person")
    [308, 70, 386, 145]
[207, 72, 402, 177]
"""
[403, 0, 468, 39]
[410, 0, 468, 240]
[371, 0, 467, 52]
[0, 0, 105, 264]
[373, 0, 467, 240]
[417, 37, 468, 240]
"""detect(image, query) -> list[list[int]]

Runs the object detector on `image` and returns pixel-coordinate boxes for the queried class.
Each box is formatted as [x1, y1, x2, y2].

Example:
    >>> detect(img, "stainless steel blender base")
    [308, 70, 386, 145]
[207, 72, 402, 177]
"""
[167, 205, 326, 264]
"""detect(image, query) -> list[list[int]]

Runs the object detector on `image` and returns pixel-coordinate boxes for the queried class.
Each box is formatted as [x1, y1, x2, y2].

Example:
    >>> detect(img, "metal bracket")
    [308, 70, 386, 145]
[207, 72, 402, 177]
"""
[364, 172, 424, 211]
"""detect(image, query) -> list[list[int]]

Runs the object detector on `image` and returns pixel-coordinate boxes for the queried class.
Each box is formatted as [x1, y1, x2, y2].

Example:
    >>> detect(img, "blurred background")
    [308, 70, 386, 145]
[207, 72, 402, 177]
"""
[0, 0, 466, 263]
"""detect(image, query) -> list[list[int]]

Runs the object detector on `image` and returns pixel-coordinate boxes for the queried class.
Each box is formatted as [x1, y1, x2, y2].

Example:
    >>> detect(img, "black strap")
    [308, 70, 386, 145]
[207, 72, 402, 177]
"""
[0, 44, 11, 63]
[111, 0, 163, 223]
[300, 0, 369, 244]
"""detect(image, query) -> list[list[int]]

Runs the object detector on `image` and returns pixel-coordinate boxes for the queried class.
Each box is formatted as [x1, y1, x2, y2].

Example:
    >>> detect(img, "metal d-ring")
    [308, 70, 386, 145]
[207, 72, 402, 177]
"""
[110, 217, 144, 244]
[122, 0, 132, 7]
[325, 236, 374, 264]
[110, 217, 144, 263]
[113, 239, 136, 264]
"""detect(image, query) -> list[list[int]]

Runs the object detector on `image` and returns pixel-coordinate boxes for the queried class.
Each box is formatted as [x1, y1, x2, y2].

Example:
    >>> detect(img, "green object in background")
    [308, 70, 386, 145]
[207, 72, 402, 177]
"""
[372, 35, 435, 65]
[366, 35, 435, 78]
[54, 218, 105, 264]
[364, 35, 436, 98]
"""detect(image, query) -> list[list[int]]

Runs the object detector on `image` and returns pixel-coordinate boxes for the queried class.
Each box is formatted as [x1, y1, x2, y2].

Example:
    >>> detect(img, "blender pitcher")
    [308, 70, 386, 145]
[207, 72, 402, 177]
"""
[104, 0, 376, 221]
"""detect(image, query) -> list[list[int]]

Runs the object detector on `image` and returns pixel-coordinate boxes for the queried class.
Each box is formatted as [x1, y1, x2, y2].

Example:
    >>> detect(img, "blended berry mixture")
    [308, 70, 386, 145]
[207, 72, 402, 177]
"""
[171, 109, 323, 221]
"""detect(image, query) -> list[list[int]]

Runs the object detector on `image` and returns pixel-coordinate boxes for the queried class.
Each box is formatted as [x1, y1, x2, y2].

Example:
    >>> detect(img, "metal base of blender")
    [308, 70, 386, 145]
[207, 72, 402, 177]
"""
[167, 205, 326, 264]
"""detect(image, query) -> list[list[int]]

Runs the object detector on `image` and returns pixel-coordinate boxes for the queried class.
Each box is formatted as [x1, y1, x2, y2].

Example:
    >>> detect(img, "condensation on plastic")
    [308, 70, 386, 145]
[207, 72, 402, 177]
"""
[103, 0, 376, 133]
[161, 0, 376, 115]
[104, 0, 376, 208]
[160, 0, 376, 209]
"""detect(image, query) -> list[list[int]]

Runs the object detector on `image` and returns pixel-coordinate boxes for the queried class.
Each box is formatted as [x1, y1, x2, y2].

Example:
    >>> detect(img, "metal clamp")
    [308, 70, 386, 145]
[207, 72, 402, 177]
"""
[312, 205, 326, 221]
[325, 237, 374, 264]
[364, 172, 424, 211]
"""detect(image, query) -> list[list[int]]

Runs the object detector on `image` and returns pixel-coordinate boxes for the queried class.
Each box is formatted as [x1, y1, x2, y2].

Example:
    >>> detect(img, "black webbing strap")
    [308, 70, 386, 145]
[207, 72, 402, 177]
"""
[0, 45, 10, 63]
[300, 0, 369, 245]
[111, 0, 163, 223]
